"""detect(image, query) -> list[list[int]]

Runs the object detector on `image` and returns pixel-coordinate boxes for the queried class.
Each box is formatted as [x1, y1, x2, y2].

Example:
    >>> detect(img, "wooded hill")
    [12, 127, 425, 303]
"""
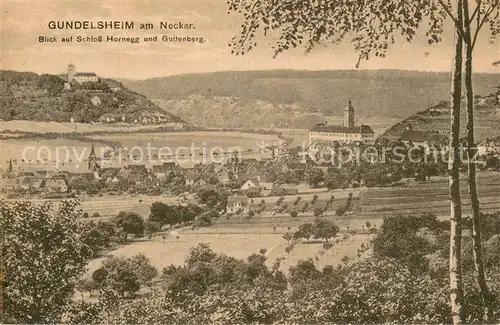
[123, 69, 500, 129]
[382, 90, 500, 142]
[0, 70, 185, 124]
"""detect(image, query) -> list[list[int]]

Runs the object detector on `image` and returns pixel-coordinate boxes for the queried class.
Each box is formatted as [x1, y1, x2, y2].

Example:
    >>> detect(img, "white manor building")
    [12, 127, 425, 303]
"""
[309, 100, 375, 145]
[67, 64, 98, 84]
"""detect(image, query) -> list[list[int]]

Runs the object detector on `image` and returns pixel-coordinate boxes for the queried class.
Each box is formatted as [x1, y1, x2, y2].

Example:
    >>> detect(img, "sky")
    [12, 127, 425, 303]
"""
[1, 0, 499, 80]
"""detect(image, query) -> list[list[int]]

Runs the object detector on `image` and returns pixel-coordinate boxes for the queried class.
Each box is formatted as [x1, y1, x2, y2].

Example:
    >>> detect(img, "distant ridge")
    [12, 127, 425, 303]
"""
[122, 69, 500, 129]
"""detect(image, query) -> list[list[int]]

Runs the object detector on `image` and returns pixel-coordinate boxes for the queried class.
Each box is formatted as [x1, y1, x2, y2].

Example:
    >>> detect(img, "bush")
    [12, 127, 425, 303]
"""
[335, 206, 347, 216]
[290, 210, 299, 218]
[115, 212, 145, 241]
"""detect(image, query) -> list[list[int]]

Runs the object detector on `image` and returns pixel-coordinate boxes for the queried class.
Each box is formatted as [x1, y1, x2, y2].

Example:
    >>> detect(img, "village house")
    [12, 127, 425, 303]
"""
[185, 172, 199, 186]
[105, 79, 122, 92]
[241, 178, 260, 191]
[105, 175, 120, 185]
[226, 195, 249, 213]
[18, 171, 36, 178]
[116, 169, 132, 183]
[152, 162, 177, 179]
[91, 96, 101, 106]
[240, 176, 274, 191]
[19, 177, 46, 191]
[128, 164, 148, 175]
[1, 179, 18, 192]
[219, 169, 237, 185]
[19, 177, 33, 190]
[245, 186, 262, 197]
[399, 130, 430, 148]
[185, 172, 207, 187]
[99, 167, 120, 179]
[283, 163, 307, 172]
[45, 179, 68, 193]
[80, 172, 96, 181]
[34, 170, 51, 178]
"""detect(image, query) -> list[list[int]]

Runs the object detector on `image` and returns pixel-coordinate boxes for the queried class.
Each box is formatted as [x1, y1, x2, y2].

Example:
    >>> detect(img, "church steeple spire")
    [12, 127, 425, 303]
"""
[89, 143, 96, 158]
[88, 143, 98, 171]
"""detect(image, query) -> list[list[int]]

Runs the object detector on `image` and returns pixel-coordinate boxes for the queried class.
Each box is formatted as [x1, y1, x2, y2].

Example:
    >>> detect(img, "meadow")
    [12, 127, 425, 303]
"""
[86, 229, 373, 276]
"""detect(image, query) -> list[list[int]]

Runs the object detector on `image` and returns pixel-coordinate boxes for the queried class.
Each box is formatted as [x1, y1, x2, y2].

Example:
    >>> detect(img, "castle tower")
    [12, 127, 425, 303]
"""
[67, 64, 76, 83]
[344, 99, 355, 128]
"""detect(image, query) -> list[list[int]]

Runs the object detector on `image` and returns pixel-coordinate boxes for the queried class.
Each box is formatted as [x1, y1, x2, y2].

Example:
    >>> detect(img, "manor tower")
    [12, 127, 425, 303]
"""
[344, 99, 355, 128]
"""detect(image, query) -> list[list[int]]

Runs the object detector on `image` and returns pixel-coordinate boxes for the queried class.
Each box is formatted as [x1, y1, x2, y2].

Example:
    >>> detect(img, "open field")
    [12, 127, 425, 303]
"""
[3, 194, 192, 219]
[86, 230, 373, 276]
[357, 172, 500, 217]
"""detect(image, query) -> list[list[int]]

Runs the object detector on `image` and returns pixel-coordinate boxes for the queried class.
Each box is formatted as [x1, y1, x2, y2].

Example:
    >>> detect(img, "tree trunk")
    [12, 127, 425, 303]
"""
[449, 1, 464, 323]
[462, 0, 492, 320]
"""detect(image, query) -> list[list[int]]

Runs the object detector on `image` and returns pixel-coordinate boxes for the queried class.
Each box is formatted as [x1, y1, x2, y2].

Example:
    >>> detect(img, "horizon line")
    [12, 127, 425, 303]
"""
[2, 67, 500, 82]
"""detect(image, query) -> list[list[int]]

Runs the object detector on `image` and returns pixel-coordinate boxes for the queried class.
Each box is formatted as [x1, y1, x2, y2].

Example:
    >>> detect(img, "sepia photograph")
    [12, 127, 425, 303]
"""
[1, 0, 500, 324]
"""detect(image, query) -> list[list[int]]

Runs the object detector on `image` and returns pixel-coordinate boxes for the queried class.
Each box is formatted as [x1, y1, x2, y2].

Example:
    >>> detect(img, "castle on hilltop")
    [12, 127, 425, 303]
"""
[309, 99, 375, 145]
[64, 64, 98, 89]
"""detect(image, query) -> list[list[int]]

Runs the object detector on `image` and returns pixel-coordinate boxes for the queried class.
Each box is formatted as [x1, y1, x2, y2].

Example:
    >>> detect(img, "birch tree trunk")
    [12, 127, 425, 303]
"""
[462, 0, 492, 320]
[449, 1, 464, 323]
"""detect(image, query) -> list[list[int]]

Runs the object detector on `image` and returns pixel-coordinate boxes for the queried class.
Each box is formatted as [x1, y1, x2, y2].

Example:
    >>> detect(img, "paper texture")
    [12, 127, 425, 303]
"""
[1, 1, 500, 323]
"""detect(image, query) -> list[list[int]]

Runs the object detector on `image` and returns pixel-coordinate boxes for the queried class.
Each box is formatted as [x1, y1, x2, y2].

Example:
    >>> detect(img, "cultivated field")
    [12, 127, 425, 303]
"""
[4, 194, 192, 219]
[358, 172, 500, 217]
[86, 230, 373, 276]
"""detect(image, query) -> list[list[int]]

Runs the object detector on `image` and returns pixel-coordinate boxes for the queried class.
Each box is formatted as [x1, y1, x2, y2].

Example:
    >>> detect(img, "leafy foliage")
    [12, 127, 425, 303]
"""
[1, 200, 92, 323]
[227, 0, 446, 67]
[115, 211, 145, 241]
[372, 214, 449, 273]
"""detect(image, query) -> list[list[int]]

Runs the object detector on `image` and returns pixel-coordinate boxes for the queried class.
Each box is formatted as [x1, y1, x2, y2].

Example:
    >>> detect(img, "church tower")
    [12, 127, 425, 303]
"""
[88, 143, 98, 171]
[67, 64, 76, 83]
[344, 99, 355, 128]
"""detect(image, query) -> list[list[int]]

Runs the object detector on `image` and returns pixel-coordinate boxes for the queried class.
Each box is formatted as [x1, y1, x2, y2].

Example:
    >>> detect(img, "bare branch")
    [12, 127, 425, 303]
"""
[468, 0, 481, 23]
[436, 0, 467, 39]
[472, 0, 500, 49]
